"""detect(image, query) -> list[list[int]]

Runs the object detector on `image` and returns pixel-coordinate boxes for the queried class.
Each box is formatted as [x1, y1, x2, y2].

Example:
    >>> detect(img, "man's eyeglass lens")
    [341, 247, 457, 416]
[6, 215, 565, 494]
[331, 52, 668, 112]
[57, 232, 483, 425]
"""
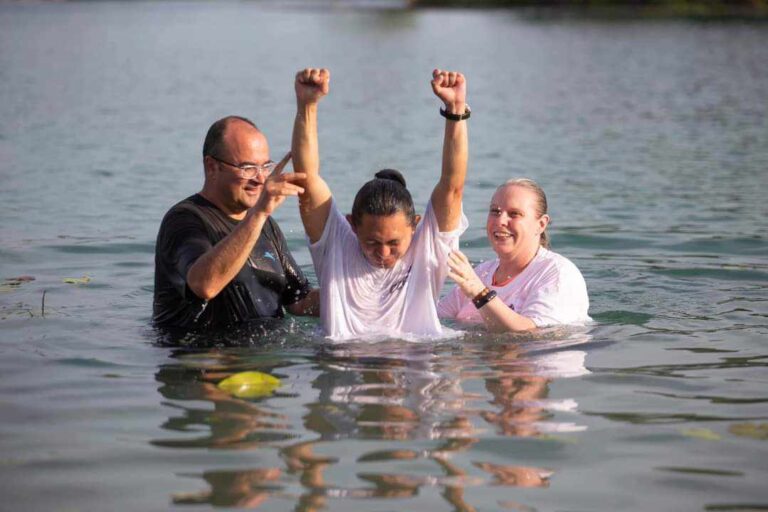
[211, 155, 276, 179]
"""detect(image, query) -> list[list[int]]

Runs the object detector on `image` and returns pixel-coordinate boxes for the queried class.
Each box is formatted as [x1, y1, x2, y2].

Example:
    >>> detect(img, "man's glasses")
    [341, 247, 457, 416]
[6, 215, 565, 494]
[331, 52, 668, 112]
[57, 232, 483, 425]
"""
[209, 155, 277, 180]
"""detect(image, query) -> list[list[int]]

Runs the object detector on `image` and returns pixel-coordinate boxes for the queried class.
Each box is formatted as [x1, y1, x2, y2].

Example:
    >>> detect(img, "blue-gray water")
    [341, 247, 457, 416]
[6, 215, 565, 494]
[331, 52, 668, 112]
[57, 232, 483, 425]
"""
[1, 2, 767, 511]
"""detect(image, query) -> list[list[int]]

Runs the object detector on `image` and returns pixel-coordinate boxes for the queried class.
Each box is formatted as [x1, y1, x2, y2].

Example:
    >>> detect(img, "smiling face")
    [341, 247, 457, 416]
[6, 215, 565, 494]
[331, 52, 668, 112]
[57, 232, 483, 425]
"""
[486, 184, 549, 262]
[202, 119, 271, 219]
[349, 212, 418, 268]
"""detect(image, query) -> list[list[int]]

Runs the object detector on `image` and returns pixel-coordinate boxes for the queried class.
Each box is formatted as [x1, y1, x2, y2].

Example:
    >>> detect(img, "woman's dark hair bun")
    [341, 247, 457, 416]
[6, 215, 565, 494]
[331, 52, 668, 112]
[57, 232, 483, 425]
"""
[374, 169, 407, 189]
[351, 168, 416, 227]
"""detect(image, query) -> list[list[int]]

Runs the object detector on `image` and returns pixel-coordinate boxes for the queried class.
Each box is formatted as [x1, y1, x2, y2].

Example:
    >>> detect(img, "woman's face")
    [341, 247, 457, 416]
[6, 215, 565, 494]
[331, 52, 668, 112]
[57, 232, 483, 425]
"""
[486, 185, 549, 260]
[350, 212, 417, 268]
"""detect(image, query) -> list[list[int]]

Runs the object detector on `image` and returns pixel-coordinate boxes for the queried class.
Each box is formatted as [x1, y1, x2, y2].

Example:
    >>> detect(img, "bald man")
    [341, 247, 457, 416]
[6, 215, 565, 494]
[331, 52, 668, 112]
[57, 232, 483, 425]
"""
[153, 116, 318, 332]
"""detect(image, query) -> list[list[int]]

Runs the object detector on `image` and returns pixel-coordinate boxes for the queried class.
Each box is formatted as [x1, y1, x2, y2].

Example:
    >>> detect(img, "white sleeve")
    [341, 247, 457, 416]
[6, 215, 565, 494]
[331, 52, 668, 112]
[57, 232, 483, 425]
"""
[437, 285, 464, 319]
[420, 200, 468, 297]
[308, 199, 355, 286]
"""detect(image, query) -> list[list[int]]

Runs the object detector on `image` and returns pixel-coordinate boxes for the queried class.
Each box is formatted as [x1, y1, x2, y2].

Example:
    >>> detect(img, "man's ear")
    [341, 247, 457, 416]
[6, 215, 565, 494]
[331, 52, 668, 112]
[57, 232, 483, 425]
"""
[203, 155, 217, 181]
[346, 214, 358, 234]
[413, 214, 422, 229]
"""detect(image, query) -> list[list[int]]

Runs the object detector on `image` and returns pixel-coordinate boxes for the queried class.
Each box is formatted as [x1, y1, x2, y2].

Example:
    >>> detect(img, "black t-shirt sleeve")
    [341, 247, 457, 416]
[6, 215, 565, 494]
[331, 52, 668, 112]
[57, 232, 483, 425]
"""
[268, 219, 312, 306]
[160, 209, 213, 300]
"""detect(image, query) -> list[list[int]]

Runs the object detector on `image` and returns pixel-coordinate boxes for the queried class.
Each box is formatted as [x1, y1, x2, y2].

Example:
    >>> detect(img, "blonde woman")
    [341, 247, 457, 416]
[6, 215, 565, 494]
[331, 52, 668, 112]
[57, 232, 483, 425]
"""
[438, 179, 590, 332]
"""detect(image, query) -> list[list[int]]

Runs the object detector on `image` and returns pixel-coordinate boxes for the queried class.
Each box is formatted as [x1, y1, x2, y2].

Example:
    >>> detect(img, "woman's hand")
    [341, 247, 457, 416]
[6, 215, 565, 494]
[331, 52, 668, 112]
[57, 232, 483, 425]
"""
[295, 68, 330, 107]
[430, 69, 466, 114]
[447, 250, 486, 299]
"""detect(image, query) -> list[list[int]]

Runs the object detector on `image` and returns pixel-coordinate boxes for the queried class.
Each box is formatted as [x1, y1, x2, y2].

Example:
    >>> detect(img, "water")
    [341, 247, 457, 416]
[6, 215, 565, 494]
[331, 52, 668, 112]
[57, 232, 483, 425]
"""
[1, 2, 767, 510]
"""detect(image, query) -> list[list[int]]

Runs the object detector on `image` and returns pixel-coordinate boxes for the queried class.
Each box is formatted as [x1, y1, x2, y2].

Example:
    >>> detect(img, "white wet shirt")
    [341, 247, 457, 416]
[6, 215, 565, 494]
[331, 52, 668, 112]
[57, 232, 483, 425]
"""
[438, 248, 591, 327]
[310, 199, 468, 340]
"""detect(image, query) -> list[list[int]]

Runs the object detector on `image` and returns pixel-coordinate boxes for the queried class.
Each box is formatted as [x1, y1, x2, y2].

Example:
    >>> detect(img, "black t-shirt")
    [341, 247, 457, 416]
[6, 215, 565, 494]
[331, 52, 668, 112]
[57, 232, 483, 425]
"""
[153, 194, 311, 330]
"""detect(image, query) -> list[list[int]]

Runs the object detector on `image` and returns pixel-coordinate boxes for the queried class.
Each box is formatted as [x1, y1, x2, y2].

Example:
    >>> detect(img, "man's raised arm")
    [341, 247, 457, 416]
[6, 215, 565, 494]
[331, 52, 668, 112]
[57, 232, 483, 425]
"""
[292, 68, 332, 244]
[429, 69, 468, 233]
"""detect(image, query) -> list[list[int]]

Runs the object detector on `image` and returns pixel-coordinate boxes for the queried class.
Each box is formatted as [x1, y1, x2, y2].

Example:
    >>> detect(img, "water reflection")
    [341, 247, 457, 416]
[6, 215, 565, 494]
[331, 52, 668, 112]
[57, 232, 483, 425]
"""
[172, 468, 283, 507]
[153, 330, 592, 508]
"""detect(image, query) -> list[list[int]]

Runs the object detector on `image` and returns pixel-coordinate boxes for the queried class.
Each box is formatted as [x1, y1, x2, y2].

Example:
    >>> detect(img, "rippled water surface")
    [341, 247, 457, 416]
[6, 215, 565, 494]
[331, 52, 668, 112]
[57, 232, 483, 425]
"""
[1, 2, 767, 511]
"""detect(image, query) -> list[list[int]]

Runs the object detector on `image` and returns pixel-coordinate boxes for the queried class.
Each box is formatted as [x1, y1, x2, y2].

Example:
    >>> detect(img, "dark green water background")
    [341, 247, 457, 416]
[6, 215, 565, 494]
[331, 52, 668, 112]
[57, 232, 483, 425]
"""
[1, 2, 767, 510]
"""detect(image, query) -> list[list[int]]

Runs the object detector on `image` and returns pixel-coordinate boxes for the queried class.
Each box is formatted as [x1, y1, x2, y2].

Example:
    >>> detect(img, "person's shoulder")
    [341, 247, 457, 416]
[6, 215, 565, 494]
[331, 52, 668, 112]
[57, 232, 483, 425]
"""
[537, 248, 585, 281]
[322, 198, 353, 235]
[162, 194, 202, 217]
[158, 195, 208, 232]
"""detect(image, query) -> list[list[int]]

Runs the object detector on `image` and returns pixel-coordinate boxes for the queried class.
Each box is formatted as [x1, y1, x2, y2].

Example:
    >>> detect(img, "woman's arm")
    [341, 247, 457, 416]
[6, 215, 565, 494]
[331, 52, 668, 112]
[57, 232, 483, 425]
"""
[292, 68, 333, 244]
[446, 250, 537, 333]
[430, 69, 468, 233]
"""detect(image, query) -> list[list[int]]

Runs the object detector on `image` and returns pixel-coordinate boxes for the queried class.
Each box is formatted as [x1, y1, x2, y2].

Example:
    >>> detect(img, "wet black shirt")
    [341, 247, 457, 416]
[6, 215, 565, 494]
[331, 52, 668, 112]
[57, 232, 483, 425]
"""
[153, 194, 310, 330]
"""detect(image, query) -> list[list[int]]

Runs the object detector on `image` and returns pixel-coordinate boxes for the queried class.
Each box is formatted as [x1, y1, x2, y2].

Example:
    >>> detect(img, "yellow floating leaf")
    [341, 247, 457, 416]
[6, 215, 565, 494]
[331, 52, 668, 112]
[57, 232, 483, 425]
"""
[681, 428, 721, 441]
[729, 423, 768, 440]
[217, 371, 281, 398]
[63, 276, 91, 285]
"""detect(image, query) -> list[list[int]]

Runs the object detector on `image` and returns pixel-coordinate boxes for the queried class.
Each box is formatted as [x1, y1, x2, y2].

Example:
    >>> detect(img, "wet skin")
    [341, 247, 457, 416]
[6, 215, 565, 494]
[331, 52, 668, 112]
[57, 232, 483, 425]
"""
[486, 185, 548, 265]
[348, 212, 420, 269]
[203, 120, 273, 220]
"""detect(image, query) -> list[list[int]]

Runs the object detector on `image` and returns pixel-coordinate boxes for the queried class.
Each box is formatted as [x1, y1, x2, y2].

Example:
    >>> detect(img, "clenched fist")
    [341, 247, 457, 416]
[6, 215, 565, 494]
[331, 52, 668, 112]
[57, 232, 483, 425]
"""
[295, 68, 330, 107]
[430, 69, 466, 115]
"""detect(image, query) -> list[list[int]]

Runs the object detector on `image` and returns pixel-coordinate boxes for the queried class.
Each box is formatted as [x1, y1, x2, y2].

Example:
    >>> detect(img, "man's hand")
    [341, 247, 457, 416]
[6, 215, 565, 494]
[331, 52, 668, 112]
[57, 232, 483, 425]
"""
[431, 69, 466, 114]
[295, 68, 330, 107]
[254, 152, 306, 216]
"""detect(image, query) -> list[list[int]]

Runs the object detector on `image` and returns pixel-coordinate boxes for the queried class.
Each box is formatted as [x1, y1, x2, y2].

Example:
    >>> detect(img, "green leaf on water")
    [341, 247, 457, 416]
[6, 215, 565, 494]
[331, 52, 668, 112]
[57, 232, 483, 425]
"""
[681, 428, 722, 441]
[63, 276, 91, 285]
[729, 422, 768, 440]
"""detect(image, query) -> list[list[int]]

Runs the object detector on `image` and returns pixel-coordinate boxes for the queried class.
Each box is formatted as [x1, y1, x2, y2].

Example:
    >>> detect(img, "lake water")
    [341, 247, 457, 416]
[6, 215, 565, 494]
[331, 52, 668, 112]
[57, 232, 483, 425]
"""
[1, 2, 767, 510]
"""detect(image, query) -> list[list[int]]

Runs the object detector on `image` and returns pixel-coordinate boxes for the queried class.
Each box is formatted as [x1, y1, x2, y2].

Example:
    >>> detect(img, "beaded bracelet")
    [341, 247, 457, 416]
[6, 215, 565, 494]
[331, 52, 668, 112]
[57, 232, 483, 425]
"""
[440, 105, 471, 121]
[472, 287, 497, 309]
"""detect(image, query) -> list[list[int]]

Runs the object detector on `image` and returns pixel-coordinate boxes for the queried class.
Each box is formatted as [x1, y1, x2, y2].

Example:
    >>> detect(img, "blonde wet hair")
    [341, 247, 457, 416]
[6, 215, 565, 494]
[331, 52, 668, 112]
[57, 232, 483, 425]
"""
[496, 178, 550, 249]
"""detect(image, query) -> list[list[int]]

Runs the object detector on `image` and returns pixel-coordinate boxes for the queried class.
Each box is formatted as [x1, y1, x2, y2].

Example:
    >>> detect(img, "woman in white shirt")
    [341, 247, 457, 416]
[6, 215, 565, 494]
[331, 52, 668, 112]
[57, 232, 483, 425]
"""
[290, 68, 469, 340]
[438, 179, 590, 332]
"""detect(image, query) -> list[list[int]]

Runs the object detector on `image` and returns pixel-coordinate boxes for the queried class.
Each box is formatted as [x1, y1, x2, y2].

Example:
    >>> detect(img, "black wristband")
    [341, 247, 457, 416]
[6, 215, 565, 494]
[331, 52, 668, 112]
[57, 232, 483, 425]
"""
[440, 105, 471, 121]
[472, 287, 497, 309]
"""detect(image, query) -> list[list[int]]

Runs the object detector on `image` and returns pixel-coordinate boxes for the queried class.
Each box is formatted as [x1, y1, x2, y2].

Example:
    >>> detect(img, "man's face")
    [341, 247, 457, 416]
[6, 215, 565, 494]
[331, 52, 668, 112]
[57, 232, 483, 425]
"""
[205, 120, 271, 218]
[350, 212, 417, 269]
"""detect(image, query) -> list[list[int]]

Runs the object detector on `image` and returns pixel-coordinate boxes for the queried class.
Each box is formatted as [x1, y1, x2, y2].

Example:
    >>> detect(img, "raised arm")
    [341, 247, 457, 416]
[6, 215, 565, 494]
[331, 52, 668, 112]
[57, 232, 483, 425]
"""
[430, 69, 468, 232]
[292, 68, 332, 244]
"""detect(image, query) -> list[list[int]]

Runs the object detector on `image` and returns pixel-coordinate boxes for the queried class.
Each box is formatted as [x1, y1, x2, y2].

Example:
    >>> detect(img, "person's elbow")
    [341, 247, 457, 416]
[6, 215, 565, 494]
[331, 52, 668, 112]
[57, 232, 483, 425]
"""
[433, 184, 464, 208]
[286, 302, 306, 316]
[286, 289, 320, 317]
[442, 182, 464, 198]
[185, 271, 219, 302]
